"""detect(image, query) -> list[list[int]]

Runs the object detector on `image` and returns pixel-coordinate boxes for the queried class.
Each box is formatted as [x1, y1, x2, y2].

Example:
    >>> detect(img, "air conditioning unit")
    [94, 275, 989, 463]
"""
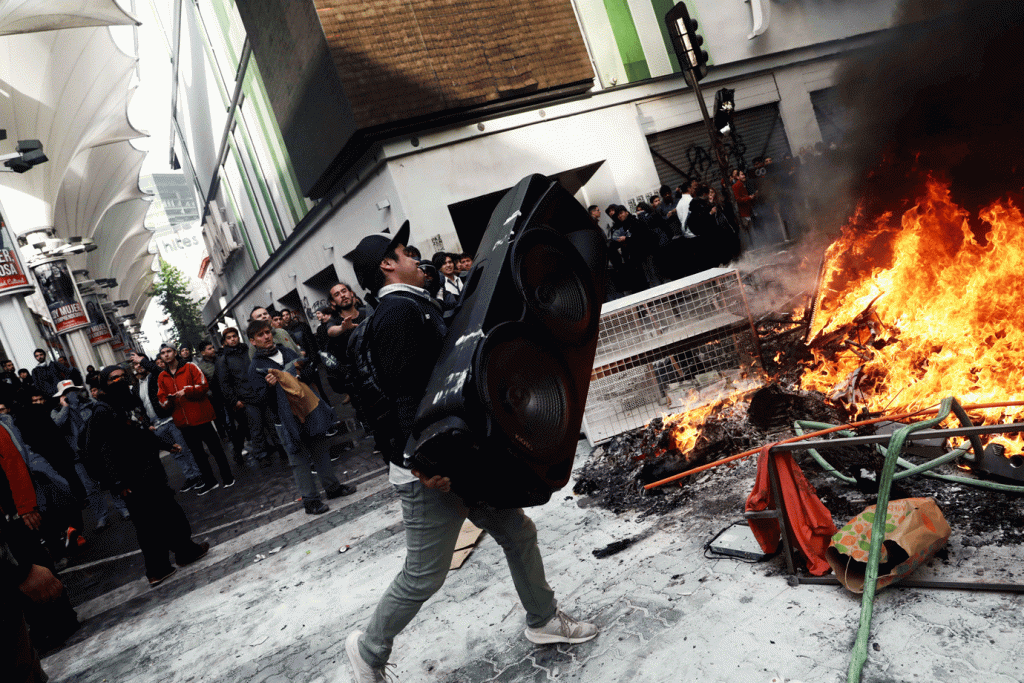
[212, 199, 240, 252]
[202, 199, 242, 275]
[581, 268, 764, 445]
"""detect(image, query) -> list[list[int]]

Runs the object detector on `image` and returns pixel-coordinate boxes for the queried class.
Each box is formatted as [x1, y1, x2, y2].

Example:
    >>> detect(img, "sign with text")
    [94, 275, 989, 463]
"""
[0, 220, 33, 297]
[81, 292, 114, 345]
[30, 258, 90, 334]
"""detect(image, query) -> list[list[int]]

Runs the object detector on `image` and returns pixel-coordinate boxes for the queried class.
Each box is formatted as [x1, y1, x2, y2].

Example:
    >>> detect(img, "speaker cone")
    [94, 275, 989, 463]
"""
[477, 323, 572, 462]
[511, 227, 596, 346]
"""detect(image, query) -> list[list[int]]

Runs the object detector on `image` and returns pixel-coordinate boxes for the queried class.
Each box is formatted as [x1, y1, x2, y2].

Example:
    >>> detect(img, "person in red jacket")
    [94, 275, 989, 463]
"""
[157, 345, 233, 495]
[731, 170, 758, 233]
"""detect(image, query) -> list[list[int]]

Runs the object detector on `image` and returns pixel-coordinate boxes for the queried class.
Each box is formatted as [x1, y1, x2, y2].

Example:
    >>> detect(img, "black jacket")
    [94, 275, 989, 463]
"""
[216, 342, 261, 406]
[84, 400, 169, 492]
[132, 355, 172, 421]
[685, 198, 718, 237]
[366, 290, 447, 459]
[285, 320, 319, 361]
[31, 361, 66, 397]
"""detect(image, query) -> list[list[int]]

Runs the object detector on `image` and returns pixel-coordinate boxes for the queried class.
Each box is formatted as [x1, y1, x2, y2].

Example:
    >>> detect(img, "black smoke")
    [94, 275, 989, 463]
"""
[838, 0, 1024, 218]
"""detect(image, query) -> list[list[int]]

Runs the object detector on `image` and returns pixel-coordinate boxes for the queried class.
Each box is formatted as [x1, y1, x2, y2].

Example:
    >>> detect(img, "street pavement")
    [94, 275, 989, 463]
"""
[39, 408, 1024, 682]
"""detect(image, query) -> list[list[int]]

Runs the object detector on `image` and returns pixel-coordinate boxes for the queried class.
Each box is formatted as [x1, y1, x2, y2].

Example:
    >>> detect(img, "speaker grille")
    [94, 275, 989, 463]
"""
[512, 227, 596, 346]
[478, 324, 572, 462]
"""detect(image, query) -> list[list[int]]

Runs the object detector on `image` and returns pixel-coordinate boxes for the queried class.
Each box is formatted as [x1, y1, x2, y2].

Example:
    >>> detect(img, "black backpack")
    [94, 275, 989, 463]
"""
[344, 292, 426, 465]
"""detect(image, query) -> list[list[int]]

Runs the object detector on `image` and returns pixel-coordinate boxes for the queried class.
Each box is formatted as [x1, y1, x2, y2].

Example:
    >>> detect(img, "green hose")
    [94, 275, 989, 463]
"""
[847, 398, 953, 683]
[794, 420, 1024, 492]
[790, 399, 1024, 682]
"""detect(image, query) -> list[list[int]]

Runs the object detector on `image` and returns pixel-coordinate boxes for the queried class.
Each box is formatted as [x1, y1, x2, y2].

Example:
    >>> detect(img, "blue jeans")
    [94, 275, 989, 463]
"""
[75, 462, 127, 525]
[359, 480, 557, 667]
[154, 421, 201, 480]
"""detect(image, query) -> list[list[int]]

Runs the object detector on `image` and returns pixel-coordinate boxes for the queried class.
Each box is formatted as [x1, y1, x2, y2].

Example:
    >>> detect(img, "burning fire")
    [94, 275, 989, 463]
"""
[801, 178, 1024, 449]
[665, 391, 747, 454]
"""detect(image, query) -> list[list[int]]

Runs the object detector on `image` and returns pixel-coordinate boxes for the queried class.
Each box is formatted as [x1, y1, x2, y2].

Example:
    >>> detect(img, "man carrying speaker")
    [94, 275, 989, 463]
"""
[340, 221, 597, 683]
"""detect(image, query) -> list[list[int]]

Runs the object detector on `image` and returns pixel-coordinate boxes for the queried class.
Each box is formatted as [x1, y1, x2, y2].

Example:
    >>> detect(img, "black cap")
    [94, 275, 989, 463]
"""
[343, 220, 410, 295]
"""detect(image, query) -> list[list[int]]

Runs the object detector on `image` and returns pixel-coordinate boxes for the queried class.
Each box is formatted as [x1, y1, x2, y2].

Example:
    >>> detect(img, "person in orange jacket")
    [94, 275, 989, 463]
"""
[156, 345, 233, 495]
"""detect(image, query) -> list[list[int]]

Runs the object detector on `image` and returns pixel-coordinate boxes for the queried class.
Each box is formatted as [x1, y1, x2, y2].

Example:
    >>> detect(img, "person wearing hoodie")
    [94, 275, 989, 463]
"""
[16, 386, 88, 554]
[156, 345, 233, 495]
[128, 356, 204, 493]
[84, 365, 210, 587]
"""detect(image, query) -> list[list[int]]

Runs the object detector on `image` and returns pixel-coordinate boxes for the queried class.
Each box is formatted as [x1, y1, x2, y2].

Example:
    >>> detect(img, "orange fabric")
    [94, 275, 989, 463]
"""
[745, 447, 837, 576]
[0, 425, 38, 516]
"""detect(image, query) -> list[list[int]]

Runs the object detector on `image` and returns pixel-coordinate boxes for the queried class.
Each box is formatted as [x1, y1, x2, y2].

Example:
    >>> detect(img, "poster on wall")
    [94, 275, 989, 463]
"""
[81, 292, 113, 345]
[30, 258, 90, 334]
[110, 320, 126, 352]
[0, 219, 33, 297]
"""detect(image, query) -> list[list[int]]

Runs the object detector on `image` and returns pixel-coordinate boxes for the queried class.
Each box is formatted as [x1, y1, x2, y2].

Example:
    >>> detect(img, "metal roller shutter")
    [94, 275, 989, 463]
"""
[647, 102, 792, 190]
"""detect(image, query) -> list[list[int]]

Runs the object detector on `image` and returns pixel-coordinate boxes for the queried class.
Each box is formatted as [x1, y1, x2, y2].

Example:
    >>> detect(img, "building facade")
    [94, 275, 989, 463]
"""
[166, 0, 909, 332]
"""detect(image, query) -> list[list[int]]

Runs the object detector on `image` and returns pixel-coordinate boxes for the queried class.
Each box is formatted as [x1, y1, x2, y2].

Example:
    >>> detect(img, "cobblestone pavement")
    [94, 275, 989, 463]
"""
[57, 405, 386, 609]
[41, 440, 1024, 683]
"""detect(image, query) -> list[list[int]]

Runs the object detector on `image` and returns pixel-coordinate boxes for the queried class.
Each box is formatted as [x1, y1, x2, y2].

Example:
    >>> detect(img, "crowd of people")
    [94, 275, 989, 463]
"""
[595, 180, 742, 299]
[595, 148, 838, 299]
[0, 287, 380, 676]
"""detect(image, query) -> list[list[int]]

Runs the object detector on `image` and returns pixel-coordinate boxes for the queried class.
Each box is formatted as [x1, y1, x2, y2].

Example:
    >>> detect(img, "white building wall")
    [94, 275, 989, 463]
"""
[230, 165, 403, 320]
[198, 0, 917, 323]
[385, 103, 662, 256]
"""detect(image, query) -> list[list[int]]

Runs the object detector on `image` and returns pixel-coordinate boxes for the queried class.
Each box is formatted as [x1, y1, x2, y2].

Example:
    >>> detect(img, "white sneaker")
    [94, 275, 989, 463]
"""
[346, 630, 392, 682]
[524, 610, 599, 645]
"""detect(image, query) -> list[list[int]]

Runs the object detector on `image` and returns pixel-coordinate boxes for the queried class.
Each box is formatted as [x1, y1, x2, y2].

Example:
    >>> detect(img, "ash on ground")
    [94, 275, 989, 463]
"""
[575, 384, 1024, 546]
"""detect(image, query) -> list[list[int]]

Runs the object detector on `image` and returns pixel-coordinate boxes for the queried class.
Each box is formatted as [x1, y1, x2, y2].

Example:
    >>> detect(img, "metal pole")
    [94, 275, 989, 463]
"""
[688, 77, 742, 236]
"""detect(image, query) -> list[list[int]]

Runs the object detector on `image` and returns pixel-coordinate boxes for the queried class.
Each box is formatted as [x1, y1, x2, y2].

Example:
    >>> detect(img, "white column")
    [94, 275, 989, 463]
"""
[96, 343, 117, 366]
[772, 67, 824, 153]
[62, 329, 99, 370]
[0, 296, 42, 369]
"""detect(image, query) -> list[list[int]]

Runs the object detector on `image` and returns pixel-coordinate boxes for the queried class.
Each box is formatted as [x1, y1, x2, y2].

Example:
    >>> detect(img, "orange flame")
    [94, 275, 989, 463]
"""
[665, 392, 746, 454]
[801, 178, 1024, 449]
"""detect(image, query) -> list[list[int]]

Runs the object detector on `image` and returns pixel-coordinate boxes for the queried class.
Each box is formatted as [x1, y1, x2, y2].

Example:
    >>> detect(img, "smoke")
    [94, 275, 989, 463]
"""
[837, 0, 1024, 216]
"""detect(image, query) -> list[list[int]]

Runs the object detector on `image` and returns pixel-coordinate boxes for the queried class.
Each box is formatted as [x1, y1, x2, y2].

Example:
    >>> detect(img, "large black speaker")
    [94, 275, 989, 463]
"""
[407, 174, 607, 508]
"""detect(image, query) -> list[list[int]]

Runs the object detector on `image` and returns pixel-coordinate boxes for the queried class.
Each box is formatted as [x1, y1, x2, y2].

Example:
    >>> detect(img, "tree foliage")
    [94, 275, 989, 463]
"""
[150, 258, 206, 349]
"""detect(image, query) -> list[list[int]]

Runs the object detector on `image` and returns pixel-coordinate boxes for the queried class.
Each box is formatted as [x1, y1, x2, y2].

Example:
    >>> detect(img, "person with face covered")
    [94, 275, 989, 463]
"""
[49, 380, 129, 532]
[17, 387, 88, 545]
[83, 365, 210, 587]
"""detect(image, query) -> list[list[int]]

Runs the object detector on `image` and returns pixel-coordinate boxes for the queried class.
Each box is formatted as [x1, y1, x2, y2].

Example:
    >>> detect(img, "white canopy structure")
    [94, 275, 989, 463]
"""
[0, 17, 154, 323]
[0, 0, 137, 36]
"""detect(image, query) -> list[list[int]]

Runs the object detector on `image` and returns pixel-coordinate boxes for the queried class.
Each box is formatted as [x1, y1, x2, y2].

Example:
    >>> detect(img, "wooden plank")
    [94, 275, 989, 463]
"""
[450, 520, 484, 570]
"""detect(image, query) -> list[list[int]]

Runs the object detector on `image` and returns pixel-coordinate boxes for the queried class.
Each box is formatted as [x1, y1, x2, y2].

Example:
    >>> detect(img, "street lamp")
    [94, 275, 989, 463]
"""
[1, 139, 49, 173]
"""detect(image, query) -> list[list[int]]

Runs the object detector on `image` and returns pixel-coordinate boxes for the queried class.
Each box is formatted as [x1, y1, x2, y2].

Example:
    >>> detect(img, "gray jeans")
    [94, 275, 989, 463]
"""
[245, 403, 279, 458]
[274, 425, 339, 502]
[359, 480, 557, 668]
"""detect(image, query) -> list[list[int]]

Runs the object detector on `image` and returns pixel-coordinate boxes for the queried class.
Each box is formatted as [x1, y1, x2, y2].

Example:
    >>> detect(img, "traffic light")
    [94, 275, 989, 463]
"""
[713, 88, 736, 137]
[408, 174, 607, 508]
[665, 3, 709, 86]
